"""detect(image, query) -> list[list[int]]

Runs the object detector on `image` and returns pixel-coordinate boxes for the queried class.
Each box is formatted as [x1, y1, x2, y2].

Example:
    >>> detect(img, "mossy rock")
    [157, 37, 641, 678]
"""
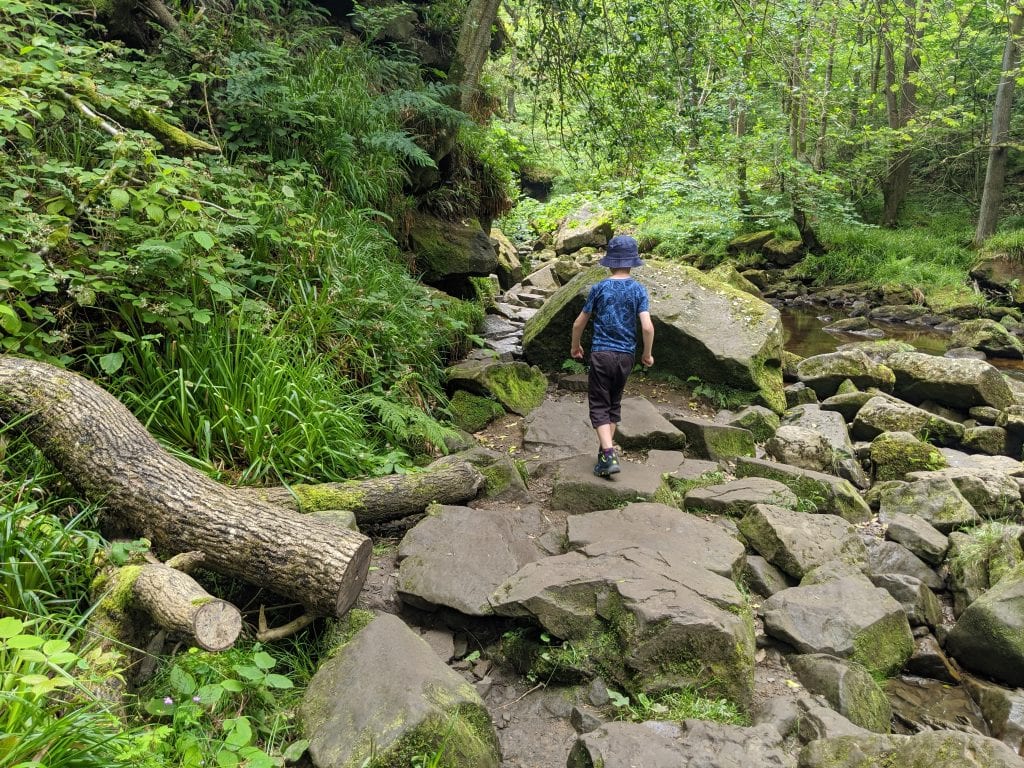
[869, 431, 948, 482]
[447, 359, 548, 416]
[448, 390, 505, 433]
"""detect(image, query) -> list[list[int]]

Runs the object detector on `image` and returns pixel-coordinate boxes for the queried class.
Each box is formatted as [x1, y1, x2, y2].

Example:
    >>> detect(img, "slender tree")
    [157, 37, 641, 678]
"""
[975, 2, 1024, 244]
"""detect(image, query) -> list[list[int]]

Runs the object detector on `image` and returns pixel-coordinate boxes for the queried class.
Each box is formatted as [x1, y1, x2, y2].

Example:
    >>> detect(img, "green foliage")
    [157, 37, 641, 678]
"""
[606, 686, 747, 726]
[139, 644, 303, 767]
[980, 228, 1024, 262]
[0, 616, 146, 768]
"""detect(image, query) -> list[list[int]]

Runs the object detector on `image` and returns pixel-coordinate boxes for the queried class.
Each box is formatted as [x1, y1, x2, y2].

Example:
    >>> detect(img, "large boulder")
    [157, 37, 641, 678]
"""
[762, 576, 914, 677]
[408, 214, 498, 292]
[446, 358, 548, 416]
[799, 730, 1024, 768]
[950, 318, 1024, 359]
[491, 542, 756, 708]
[904, 467, 1024, 519]
[796, 351, 895, 398]
[885, 351, 1015, 410]
[789, 654, 892, 733]
[554, 203, 613, 254]
[851, 396, 965, 447]
[971, 253, 1024, 304]
[490, 227, 524, 289]
[946, 563, 1024, 687]
[299, 613, 500, 768]
[734, 457, 872, 523]
[522, 263, 786, 412]
[877, 477, 980, 533]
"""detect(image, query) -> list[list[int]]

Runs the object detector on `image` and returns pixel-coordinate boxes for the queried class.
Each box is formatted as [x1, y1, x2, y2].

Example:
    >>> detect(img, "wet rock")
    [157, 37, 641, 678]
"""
[905, 635, 961, 684]
[762, 576, 914, 677]
[962, 674, 1024, 755]
[884, 676, 988, 736]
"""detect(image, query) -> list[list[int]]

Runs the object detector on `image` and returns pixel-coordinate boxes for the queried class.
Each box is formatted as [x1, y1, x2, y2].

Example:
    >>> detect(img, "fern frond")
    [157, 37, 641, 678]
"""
[361, 131, 436, 168]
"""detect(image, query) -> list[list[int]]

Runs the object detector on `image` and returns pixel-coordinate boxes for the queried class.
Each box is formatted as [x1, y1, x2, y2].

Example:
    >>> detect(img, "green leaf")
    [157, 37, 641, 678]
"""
[109, 188, 130, 210]
[220, 678, 244, 692]
[233, 664, 263, 681]
[0, 304, 22, 334]
[145, 204, 165, 223]
[252, 651, 276, 670]
[223, 716, 253, 747]
[192, 231, 215, 250]
[262, 673, 293, 689]
[169, 665, 197, 695]
[215, 751, 239, 768]
[283, 740, 310, 761]
[6, 634, 42, 649]
[98, 351, 124, 375]
[0, 617, 25, 638]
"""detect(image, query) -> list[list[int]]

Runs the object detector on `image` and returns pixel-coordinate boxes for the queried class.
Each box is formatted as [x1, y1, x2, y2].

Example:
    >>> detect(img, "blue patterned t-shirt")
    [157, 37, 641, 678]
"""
[582, 277, 650, 354]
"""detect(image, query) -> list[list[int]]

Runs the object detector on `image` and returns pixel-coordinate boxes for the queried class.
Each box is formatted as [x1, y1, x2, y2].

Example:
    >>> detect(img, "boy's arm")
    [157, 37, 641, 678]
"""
[639, 311, 654, 366]
[570, 311, 590, 359]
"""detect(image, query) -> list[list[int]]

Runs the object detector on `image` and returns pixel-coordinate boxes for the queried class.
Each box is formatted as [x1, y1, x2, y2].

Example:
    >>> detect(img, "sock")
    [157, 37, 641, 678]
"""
[601, 448, 615, 457]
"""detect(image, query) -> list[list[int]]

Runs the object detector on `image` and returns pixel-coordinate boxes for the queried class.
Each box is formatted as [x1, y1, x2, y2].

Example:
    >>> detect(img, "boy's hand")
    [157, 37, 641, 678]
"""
[571, 344, 584, 360]
[641, 354, 654, 367]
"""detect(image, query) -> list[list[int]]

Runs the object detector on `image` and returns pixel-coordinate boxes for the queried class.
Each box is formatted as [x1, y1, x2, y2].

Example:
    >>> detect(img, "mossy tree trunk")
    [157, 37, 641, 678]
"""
[0, 356, 372, 618]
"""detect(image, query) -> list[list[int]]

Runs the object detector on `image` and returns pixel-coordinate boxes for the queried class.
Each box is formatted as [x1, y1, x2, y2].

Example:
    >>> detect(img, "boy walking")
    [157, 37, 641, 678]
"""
[570, 234, 654, 477]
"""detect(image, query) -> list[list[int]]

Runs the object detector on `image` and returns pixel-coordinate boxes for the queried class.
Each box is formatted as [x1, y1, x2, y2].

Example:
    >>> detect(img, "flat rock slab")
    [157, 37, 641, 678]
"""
[886, 351, 1015, 410]
[523, 397, 594, 459]
[646, 450, 721, 478]
[551, 453, 667, 513]
[684, 478, 798, 516]
[615, 397, 686, 449]
[667, 413, 756, 461]
[938, 448, 1024, 474]
[883, 512, 949, 566]
[800, 730, 1024, 768]
[397, 505, 545, 615]
[568, 720, 794, 768]
[566, 502, 746, 580]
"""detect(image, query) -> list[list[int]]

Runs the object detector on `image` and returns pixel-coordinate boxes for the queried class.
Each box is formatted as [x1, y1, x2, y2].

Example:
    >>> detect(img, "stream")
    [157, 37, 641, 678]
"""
[780, 305, 1024, 379]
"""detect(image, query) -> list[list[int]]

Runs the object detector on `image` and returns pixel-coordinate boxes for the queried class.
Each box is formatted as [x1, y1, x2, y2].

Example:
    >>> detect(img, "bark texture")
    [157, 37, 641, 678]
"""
[132, 563, 241, 651]
[0, 356, 371, 617]
[241, 455, 484, 525]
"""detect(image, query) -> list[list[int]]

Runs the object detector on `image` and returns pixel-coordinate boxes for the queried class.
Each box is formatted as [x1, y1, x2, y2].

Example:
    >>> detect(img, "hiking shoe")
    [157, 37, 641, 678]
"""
[594, 450, 620, 477]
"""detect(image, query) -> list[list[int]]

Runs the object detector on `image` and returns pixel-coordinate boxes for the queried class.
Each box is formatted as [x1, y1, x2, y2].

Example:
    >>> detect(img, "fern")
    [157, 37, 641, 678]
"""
[377, 88, 467, 130]
[362, 130, 436, 169]
[363, 393, 458, 453]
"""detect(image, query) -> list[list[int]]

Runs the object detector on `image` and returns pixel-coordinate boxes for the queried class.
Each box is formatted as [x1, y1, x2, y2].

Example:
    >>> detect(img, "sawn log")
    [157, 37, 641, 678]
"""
[0, 356, 371, 617]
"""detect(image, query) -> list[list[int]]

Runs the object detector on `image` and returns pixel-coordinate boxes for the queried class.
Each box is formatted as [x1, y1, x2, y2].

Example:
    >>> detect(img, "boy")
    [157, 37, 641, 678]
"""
[570, 234, 654, 477]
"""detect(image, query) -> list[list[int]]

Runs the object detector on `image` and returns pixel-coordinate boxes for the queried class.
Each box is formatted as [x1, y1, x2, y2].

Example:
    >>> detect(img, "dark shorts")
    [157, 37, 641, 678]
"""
[588, 350, 634, 428]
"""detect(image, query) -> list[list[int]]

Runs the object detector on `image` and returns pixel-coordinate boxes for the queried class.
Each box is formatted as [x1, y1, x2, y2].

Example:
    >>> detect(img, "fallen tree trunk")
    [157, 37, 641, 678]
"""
[0, 356, 371, 617]
[241, 455, 484, 525]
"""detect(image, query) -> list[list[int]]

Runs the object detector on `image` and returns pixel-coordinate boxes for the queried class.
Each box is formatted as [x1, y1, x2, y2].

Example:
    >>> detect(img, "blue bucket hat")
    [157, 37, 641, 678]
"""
[600, 235, 643, 268]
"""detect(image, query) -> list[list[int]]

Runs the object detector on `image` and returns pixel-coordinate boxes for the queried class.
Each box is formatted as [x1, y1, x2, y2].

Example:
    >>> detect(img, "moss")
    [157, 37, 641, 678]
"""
[291, 484, 367, 513]
[364, 702, 499, 768]
[322, 608, 376, 656]
[484, 364, 547, 415]
[852, 614, 914, 678]
[448, 390, 505, 433]
[478, 462, 514, 497]
[870, 433, 948, 481]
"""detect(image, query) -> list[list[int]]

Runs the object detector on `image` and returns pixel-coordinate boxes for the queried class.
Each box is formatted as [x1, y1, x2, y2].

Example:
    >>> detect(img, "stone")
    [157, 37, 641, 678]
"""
[709, 262, 763, 297]
[554, 203, 613, 254]
[459, 444, 530, 501]
[446, 358, 547, 416]
[906, 634, 961, 683]
[615, 398, 687, 450]
[299, 614, 499, 768]
[522, 262, 786, 412]
[947, 531, 995, 617]
[946, 346, 988, 360]
[951, 318, 1024, 359]
[743, 555, 796, 597]
[491, 542, 755, 707]
[796, 350, 896, 398]
[869, 431, 947, 481]
[904, 467, 1024, 519]
[868, 573, 943, 628]
[765, 425, 835, 473]
[820, 390, 876, 422]
[734, 456, 872, 523]
[550, 453, 668, 513]
[762, 238, 804, 267]
[737, 504, 867, 580]
[522, 396, 594, 460]
[397, 505, 543, 615]
[861, 538, 944, 590]
[448, 390, 505, 433]
[683, 478, 798, 517]
[883, 512, 949, 566]
[762, 576, 914, 677]
[727, 405, 781, 442]
[522, 263, 560, 292]
[668, 413, 756, 461]
[970, 405, 1002, 425]
[835, 339, 916, 363]
[789, 654, 892, 733]
[566, 502, 746, 581]
[878, 477, 980, 533]
[962, 674, 1024, 755]
[947, 563, 1024, 687]
[886, 351, 1016, 410]
[852, 396, 965, 447]
[567, 720, 793, 768]
[883, 677, 990, 736]
[785, 382, 819, 407]
[962, 425, 1010, 456]
[867, 304, 932, 323]
[727, 230, 775, 253]
[824, 316, 884, 337]
[407, 214, 498, 290]
[799, 730, 1024, 768]
[490, 227, 523, 289]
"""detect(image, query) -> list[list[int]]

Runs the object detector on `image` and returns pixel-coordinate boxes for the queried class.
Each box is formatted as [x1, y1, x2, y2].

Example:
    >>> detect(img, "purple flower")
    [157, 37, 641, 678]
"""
[163, 696, 174, 705]
[192, 695, 201, 703]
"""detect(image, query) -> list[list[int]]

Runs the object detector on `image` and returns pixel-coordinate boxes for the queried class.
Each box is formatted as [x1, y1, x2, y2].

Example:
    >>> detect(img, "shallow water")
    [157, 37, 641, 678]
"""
[780, 306, 1024, 378]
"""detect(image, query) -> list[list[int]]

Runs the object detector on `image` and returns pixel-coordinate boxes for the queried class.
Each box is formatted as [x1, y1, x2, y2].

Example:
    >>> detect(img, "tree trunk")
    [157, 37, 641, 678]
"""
[240, 455, 483, 526]
[131, 562, 242, 652]
[0, 356, 372, 618]
[975, 3, 1024, 245]
[453, 0, 503, 112]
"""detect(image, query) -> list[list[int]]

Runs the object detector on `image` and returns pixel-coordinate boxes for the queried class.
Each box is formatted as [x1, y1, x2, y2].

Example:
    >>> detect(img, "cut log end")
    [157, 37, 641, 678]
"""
[334, 535, 374, 617]
[193, 600, 243, 652]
